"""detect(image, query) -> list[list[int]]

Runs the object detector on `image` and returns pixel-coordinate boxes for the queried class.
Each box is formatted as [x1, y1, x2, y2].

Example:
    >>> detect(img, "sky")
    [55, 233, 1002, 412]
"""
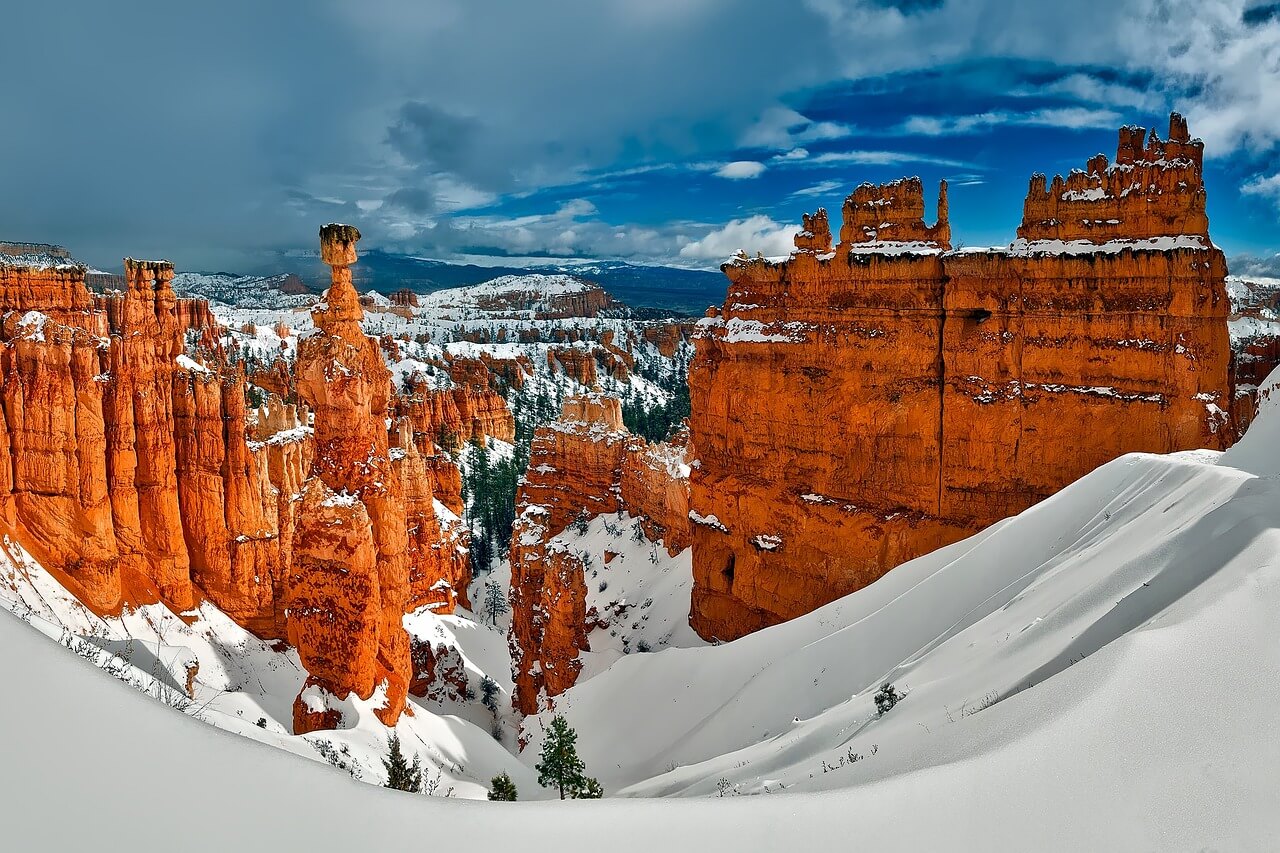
[3, 0, 1280, 274]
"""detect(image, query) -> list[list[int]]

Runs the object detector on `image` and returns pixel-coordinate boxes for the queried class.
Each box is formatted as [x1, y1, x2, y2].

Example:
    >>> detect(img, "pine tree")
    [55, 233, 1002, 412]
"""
[480, 675, 501, 715]
[536, 714, 587, 799]
[487, 771, 518, 801]
[382, 734, 422, 792]
[574, 776, 604, 799]
[483, 580, 509, 626]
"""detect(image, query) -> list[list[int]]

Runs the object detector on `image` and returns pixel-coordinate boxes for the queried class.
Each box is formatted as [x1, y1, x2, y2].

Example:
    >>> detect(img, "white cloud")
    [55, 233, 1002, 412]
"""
[1024, 73, 1158, 110]
[803, 149, 969, 168]
[1242, 173, 1280, 206]
[678, 215, 800, 261]
[790, 179, 844, 198]
[802, 0, 1280, 158]
[774, 148, 810, 161]
[715, 161, 767, 180]
[740, 106, 853, 149]
[900, 107, 1122, 136]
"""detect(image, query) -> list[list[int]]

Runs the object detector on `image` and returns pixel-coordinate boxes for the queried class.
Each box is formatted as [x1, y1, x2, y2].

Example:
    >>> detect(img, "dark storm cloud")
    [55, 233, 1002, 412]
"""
[3, 0, 1280, 270]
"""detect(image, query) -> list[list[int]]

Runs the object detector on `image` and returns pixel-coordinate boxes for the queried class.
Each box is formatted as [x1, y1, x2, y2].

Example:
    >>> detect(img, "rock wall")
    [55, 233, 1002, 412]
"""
[507, 392, 690, 715]
[0, 225, 466, 734]
[687, 113, 1235, 641]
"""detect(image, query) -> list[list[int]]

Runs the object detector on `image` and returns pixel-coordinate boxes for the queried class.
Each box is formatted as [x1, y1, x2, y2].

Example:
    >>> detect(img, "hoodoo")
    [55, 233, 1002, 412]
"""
[0, 230, 469, 734]
[288, 225, 416, 732]
[686, 113, 1234, 641]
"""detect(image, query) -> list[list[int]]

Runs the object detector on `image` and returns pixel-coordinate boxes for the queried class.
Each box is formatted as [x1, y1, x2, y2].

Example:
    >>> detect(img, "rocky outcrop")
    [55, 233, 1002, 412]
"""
[837, 177, 949, 250]
[620, 426, 692, 555]
[2, 229, 465, 733]
[687, 113, 1235, 641]
[288, 224, 415, 732]
[1019, 114, 1207, 243]
[397, 378, 516, 454]
[508, 393, 690, 715]
[547, 347, 598, 385]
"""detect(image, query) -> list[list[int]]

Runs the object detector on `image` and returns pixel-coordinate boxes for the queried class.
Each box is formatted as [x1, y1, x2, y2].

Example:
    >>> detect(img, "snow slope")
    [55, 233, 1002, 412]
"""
[5, 387, 1280, 846]
[3, 438, 1280, 847]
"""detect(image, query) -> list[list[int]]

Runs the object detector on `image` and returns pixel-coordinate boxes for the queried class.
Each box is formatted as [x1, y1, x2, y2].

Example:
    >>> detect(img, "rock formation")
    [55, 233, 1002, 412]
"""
[1, 228, 465, 734]
[397, 378, 516, 454]
[687, 113, 1235, 641]
[287, 224, 417, 732]
[508, 392, 690, 715]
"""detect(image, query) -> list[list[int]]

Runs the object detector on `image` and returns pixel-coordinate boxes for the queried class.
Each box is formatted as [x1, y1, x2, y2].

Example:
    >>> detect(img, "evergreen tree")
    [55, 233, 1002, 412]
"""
[480, 674, 500, 715]
[574, 776, 604, 799]
[488, 771, 518, 801]
[874, 682, 901, 717]
[536, 715, 588, 799]
[483, 580, 509, 625]
[382, 734, 422, 792]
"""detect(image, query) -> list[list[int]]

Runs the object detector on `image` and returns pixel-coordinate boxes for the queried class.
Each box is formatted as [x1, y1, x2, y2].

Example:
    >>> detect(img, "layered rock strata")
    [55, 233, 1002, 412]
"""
[507, 393, 690, 714]
[288, 225, 427, 732]
[1, 229, 467, 734]
[687, 113, 1235, 641]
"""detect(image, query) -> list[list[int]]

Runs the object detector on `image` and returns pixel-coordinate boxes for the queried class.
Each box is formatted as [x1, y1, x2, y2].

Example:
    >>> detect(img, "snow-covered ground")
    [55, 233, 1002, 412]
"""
[5, 372, 1280, 844]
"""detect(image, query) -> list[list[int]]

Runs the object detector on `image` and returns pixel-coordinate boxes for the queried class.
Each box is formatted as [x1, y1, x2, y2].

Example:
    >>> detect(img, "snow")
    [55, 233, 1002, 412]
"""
[15, 310, 47, 341]
[176, 353, 212, 373]
[720, 317, 811, 344]
[845, 240, 945, 255]
[5, 371, 1280, 845]
[1059, 186, 1109, 202]
[1005, 235, 1211, 255]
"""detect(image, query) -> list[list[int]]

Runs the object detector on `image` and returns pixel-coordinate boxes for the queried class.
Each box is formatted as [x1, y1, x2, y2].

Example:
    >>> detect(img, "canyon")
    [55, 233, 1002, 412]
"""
[686, 113, 1240, 640]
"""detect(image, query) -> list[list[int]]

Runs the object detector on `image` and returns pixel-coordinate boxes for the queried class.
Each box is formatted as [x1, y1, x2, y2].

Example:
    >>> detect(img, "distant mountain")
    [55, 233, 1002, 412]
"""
[252, 251, 726, 316]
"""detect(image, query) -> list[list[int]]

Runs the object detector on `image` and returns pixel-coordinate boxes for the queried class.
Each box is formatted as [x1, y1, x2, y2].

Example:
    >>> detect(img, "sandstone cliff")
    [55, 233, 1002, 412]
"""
[1, 230, 466, 734]
[508, 392, 691, 715]
[687, 113, 1235, 641]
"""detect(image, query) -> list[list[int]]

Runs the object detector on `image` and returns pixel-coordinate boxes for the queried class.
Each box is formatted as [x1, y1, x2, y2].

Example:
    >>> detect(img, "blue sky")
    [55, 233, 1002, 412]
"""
[3, 1, 1279, 273]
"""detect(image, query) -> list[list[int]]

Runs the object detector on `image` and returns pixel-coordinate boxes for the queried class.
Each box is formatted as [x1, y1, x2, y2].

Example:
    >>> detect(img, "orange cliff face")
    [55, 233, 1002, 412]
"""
[1, 232, 466, 734]
[508, 392, 691, 716]
[0, 251, 314, 621]
[686, 112, 1234, 642]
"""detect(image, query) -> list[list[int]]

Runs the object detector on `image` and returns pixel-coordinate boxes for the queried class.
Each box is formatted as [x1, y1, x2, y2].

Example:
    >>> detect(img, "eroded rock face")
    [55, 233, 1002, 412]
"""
[687, 113, 1235, 641]
[288, 224, 414, 731]
[508, 393, 691, 715]
[397, 379, 516, 454]
[1019, 113, 1207, 243]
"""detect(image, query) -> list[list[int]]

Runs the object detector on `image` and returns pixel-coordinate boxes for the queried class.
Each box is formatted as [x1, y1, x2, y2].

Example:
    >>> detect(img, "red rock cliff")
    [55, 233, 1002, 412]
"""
[508, 393, 691, 715]
[687, 113, 1233, 641]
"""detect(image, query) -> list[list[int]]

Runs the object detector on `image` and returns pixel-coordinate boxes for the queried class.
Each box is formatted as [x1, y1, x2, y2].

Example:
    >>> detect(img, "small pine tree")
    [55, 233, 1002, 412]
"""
[874, 682, 901, 717]
[480, 675, 500, 715]
[574, 777, 604, 799]
[382, 734, 423, 792]
[483, 580, 510, 626]
[536, 715, 587, 800]
[488, 771, 518, 801]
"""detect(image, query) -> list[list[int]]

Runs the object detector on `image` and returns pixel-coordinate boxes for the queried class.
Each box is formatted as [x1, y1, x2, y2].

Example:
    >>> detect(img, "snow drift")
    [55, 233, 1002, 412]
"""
[5, 380, 1280, 847]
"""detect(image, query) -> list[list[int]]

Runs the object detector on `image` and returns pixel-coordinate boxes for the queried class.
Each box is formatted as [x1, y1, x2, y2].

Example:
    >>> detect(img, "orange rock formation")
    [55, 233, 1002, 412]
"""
[508, 392, 690, 714]
[1, 228, 466, 734]
[687, 113, 1234, 641]
[288, 225, 415, 732]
